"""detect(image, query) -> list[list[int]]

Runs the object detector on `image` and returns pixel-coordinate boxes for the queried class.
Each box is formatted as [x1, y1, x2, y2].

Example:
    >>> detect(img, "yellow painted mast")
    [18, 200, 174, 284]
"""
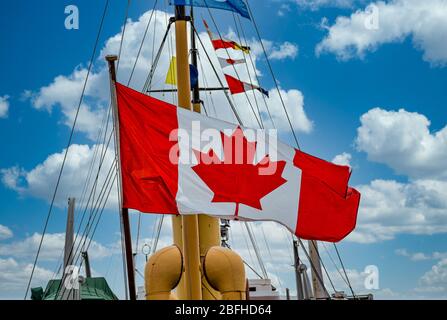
[172, 4, 202, 300]
[146, 4, 246, 301]
[189, 6, 222, 300]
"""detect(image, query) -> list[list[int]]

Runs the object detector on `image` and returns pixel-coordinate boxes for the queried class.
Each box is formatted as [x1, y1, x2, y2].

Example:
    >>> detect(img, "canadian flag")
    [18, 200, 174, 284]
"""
[116, 83, 360, 242]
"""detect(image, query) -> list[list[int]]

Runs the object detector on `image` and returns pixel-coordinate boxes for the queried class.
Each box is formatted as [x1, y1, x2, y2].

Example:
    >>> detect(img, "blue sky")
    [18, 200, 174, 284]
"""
[1, 0, 447, 299]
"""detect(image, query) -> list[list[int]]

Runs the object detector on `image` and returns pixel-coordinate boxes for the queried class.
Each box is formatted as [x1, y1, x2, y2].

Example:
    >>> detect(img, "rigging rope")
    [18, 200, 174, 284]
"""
[309, 240, 337, 294]
[244, 0, 301, 149]
[223, 238, 264, 279]
[60, 174, 117, 299]
[202, 6, 263, 128]
[24, 0, 111, 300]
[151, 215, 165, 254]
[231, 12, 264, 128]
[128, 0, 159, 86]
[191, 24, 244, 125]
[234, 14, 276, 129]
[240, 223, 258, 276]
[244, 222, 268, 279]
[334, 243, 357, 299]
[135, 213, 142, 255]
[142, 20, 173, 93]
[45, 109, 111, 289]
[56, 158, 117, 298]
[321, 242, 351, 288]
[116, 0, 132, 73]
[298, 238, 331, 298]
[47, 0, 133, 296]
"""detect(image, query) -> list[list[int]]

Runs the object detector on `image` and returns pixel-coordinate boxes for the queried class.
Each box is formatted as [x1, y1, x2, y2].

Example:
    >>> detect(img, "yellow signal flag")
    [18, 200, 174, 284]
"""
[165, 56, 177, 86]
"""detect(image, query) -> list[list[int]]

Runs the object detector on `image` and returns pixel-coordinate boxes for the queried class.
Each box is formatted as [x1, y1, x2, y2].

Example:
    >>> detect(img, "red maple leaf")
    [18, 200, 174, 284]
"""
[192, 127, 287, 216]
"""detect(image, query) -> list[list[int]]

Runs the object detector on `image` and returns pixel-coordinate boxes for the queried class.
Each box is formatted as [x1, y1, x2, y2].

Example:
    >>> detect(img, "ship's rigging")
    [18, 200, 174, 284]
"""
[24, 0, 359, 301]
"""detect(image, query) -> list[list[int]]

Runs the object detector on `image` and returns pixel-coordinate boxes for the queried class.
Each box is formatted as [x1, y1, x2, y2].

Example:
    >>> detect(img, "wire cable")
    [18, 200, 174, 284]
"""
[334, 243, 357, 299]
[190, 24, 244, 125]
[235, 14, 276, 129]
[231, 12, 264, 128]
[309, 240, 337, 294]
[244, 0, 301, 149]
[117, 0, 132, 73]
[297, 238, 331, 298]
[24, 0, 110, 299]
[321, 242, 351, 288]
[202, 4, 262, 128]
[127, 0, 159, 86]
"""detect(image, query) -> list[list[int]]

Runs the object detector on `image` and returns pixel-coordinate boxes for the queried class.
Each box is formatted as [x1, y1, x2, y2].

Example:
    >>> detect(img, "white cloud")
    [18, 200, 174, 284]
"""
[1, 144, 117, 207]
[346, 107, 447, 243]
[316, 0, 447, 66]
[0, 225, 13, 240]
[356, 108, 447, 180]
[332, 152, 352, 166]
[0, 257, 53, 298]
[28, 10, 310, 140]
[268, 42, 299, 60]
[30, 67, 108, 140]
[396, 248, 447, 261]
[325, 267, 397, 299]
[1, 166, 26, 192]
[277, 4, 291, 16]
[294, 0, 358, 10]
[267, 88, 313, 133]
[0, 95, 10, 118]
[8, 9, 312, 208]
[347, 179, 447, 243]
[395, 249, 430, 261]
[0, 232, 115, 262]
[417, 258, 447, 298]
[248, 38, 299, 61]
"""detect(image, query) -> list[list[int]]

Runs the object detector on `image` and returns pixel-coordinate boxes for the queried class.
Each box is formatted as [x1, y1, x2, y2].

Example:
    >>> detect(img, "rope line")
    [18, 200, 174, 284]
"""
[235, 14, 276, 129]
[244, 0, 301, 149]
[190, 23, 244, 125]
[128, 0, 159, 86]
[334, 243, 357, 299]
[297, 239, 331, 298]
[202, 3, 262, 128]
[24, 0, 110, 299]
[309, 240, 337, 294]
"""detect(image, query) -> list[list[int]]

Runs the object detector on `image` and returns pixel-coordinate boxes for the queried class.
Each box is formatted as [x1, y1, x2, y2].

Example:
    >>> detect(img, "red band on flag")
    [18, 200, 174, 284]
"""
[116, 83, 179, 214]
[293, 150, 360, 242]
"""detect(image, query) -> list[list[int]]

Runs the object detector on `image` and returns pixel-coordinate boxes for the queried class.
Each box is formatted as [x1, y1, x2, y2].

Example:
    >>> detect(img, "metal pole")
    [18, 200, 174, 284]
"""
[190, 7, 201, 112]
[106, 55, 137, 300]
[81, 251, 92, 278]
[121, 207, 136, 300]
[173, 5, 202, 300]
[293, 240, 305, 300]
[146, 87, 229, 93]
[60, 197, 76, 300]
[63, 198, 75, 271]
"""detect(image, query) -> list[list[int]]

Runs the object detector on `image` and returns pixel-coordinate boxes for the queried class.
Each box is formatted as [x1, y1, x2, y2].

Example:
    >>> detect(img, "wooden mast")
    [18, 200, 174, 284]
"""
[106, 55, 137, 300]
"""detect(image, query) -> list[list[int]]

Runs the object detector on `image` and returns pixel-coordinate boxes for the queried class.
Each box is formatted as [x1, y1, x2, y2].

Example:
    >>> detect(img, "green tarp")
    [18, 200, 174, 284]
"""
[31, 277, 118, 300]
